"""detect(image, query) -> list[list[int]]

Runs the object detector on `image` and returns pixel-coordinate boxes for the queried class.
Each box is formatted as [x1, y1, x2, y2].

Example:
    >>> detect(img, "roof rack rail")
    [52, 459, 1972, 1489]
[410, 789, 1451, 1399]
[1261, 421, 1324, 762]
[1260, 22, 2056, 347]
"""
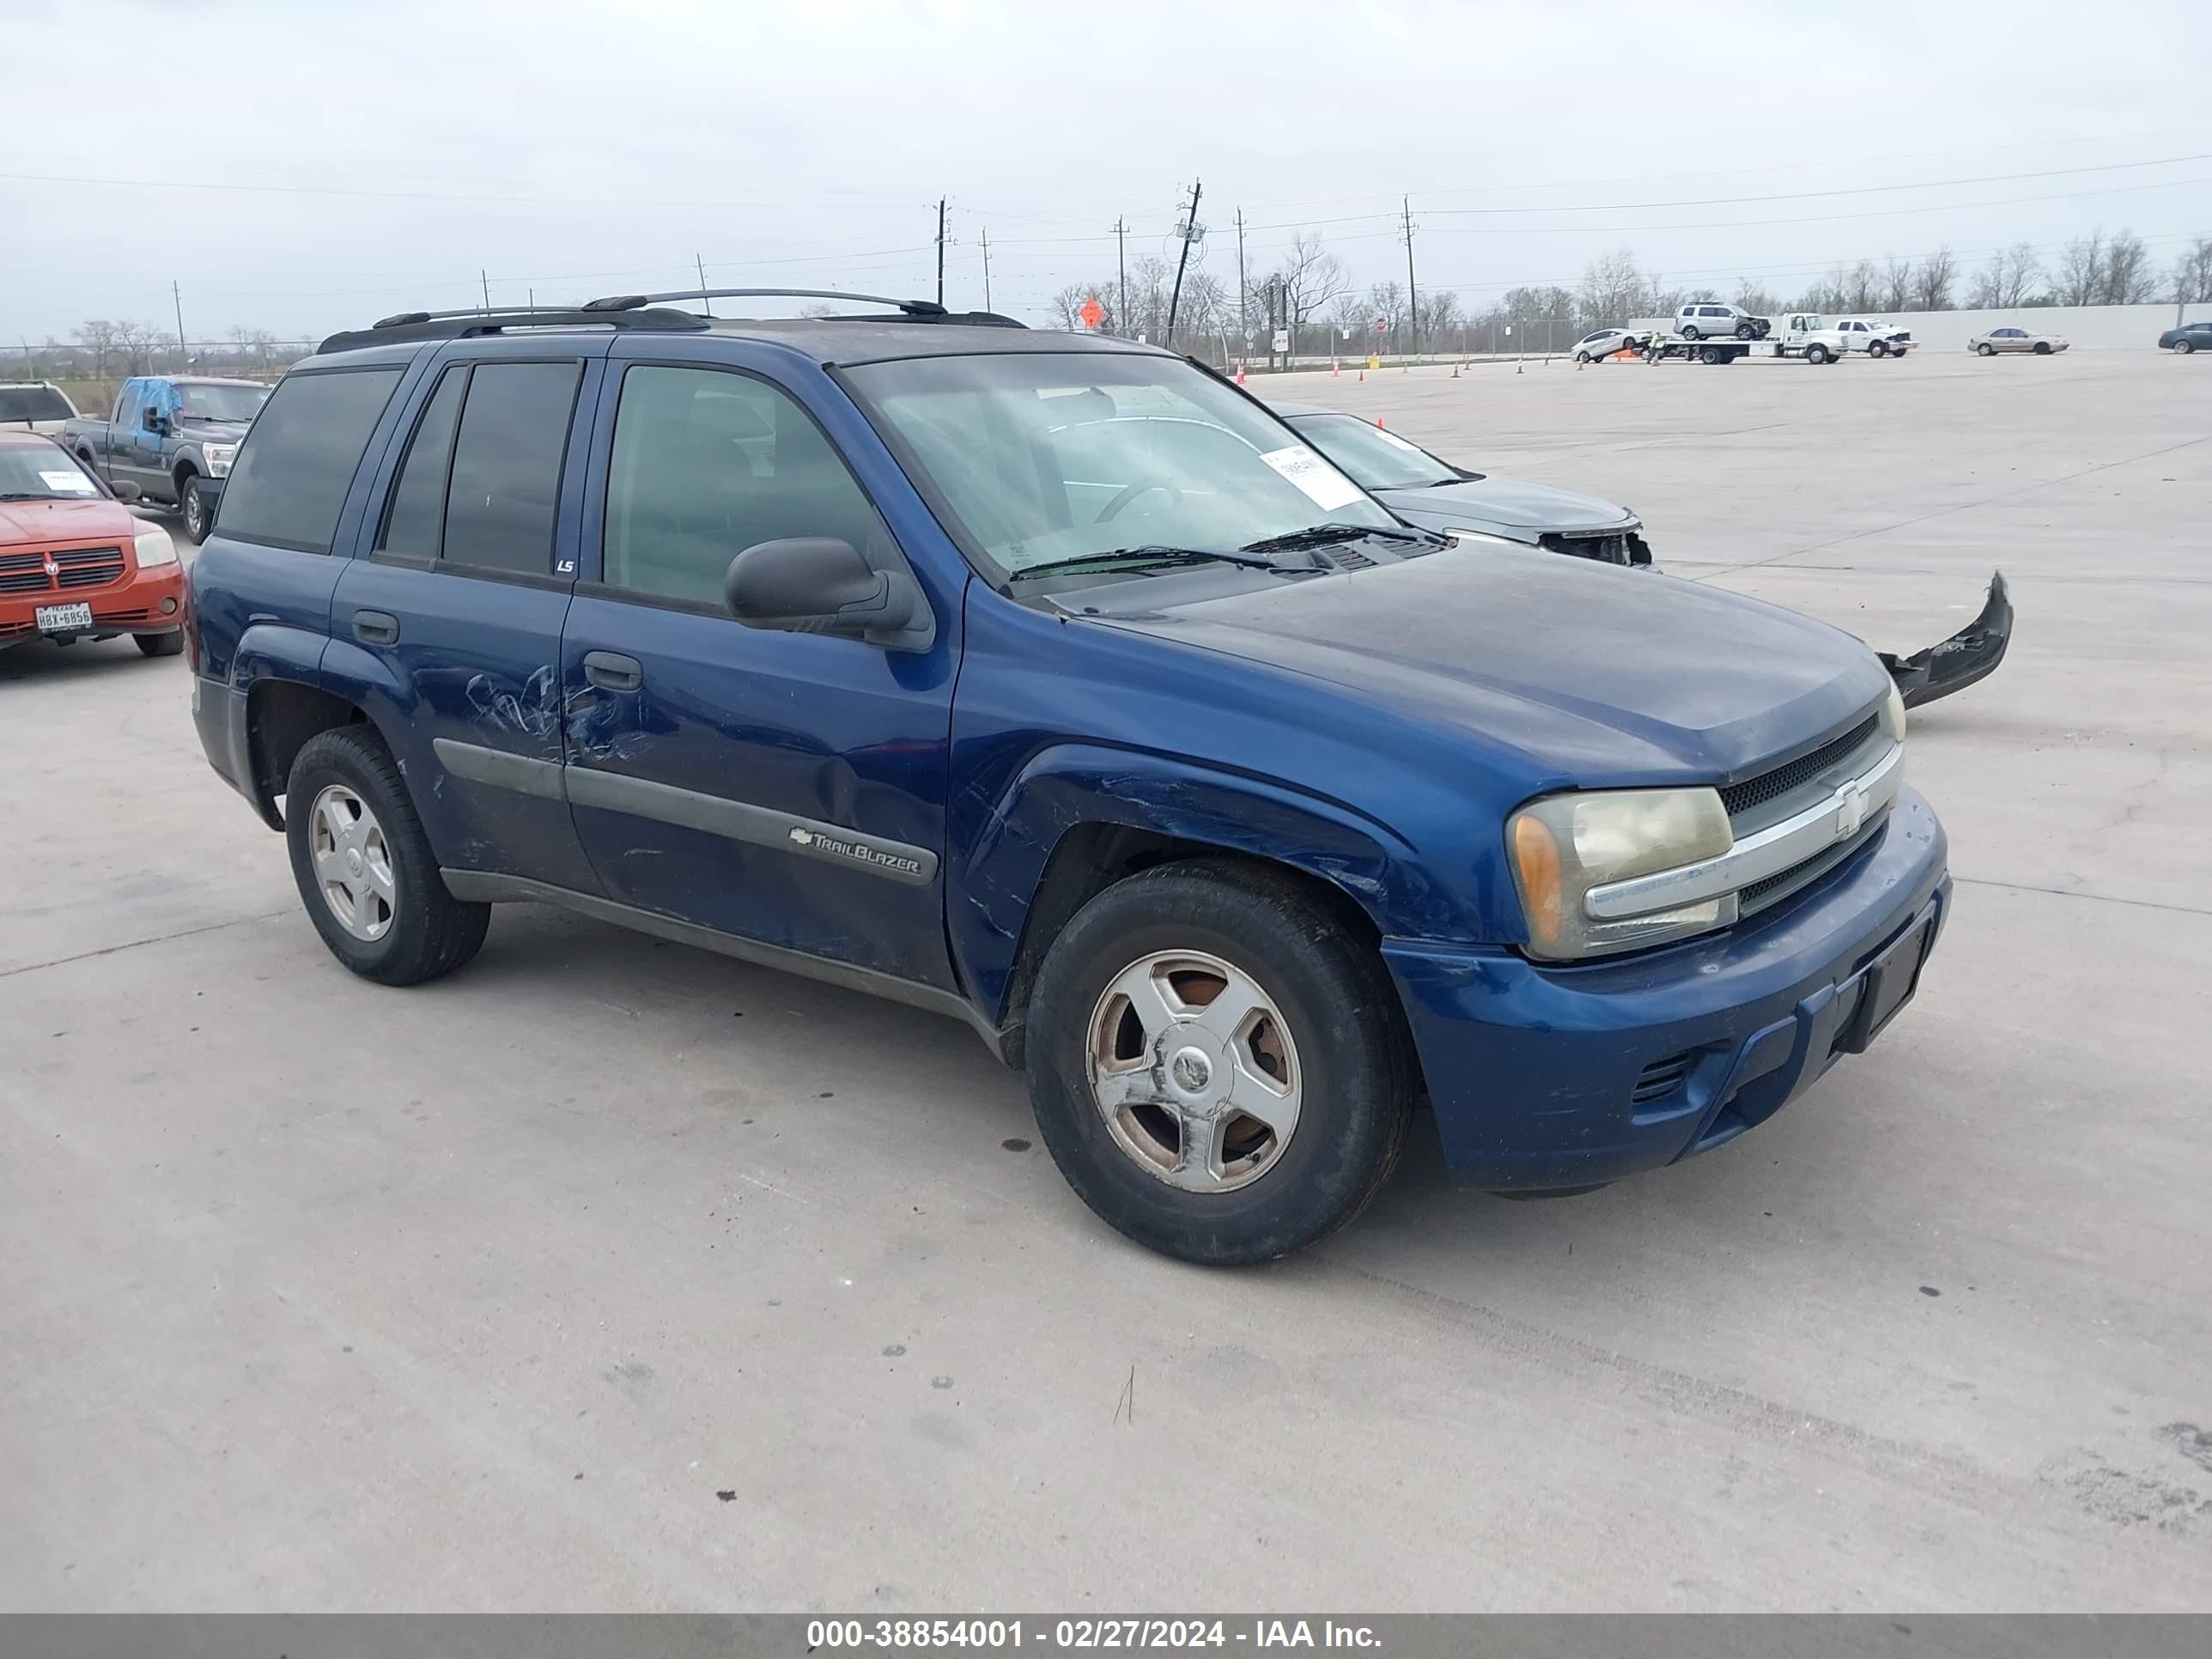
[584, 287, 948, 316]
[319, 306, 712, 356]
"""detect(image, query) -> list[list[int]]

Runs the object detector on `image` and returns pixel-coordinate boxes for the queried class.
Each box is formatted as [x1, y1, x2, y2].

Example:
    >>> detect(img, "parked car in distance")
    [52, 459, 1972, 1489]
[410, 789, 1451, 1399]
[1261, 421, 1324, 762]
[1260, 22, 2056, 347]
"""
[1, 381, 80, 437]
[63, 374, 270, 545]
[1, 432, 184, 658]
[1571, 327, 1650, 362]
[1674, 303, 1770, 341]
[1833, 317, 1915, 356]
[1279, 404, 2013, 708]
[1274, 404, 1650, 565]
[2158, 320, 2212, 355]
[1969, 326, 2068, 356]
[188, 292, 1950, 1265]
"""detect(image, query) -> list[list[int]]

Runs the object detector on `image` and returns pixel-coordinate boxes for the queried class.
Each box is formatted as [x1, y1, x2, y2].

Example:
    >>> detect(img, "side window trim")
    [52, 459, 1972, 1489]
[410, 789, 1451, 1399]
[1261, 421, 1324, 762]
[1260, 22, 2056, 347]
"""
[580, 357, 905, 616]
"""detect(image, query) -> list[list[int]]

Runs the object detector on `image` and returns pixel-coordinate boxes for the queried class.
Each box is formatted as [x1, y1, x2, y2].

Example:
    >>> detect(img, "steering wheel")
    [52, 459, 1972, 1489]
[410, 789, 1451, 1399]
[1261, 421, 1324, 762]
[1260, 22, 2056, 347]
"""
[1096, 478, 1184, 523]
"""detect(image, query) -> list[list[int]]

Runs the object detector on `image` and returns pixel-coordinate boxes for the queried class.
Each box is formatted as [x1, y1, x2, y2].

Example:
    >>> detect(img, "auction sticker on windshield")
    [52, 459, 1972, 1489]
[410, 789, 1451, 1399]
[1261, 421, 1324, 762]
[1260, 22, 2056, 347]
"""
[1258, 445, 1363, 512]
[40, 471, 96, 494]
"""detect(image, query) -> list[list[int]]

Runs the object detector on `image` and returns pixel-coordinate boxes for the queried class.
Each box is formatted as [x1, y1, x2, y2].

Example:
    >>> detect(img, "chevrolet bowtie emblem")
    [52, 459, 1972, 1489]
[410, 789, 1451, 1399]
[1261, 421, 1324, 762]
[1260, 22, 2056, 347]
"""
[1835, 780, 1869, 839]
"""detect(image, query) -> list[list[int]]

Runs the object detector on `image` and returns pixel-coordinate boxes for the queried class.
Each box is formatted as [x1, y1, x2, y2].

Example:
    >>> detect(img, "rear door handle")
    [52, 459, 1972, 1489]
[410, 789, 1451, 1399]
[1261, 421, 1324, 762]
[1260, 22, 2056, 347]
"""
[353, 611, 400, 647]
[583, 651, 642, 693]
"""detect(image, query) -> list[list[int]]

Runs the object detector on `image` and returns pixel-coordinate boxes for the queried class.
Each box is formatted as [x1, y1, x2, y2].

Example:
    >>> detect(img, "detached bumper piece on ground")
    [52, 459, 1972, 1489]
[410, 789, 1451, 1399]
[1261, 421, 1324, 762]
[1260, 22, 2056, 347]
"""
[1881, 571, 2013, 709]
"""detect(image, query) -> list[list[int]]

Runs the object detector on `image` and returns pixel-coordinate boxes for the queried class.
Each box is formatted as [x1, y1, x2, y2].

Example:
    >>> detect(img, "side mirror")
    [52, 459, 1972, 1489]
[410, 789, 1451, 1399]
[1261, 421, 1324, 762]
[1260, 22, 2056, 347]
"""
[110, 479, 143, 503]
[725, 538, 934, 651]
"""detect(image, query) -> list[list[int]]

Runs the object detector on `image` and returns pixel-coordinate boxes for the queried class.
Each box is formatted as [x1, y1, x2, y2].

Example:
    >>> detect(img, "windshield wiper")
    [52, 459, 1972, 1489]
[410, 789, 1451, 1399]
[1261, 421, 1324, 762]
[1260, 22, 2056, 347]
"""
[1006, 544, 1287, 582]
[0, 490, 58, 501]
[1241, 520, 1447, 554]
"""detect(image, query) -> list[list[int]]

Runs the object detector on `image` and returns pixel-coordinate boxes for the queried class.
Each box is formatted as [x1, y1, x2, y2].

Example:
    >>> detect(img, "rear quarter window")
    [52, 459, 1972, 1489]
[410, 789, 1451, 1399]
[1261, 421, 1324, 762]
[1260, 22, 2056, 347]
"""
[216, 368, 403, 553]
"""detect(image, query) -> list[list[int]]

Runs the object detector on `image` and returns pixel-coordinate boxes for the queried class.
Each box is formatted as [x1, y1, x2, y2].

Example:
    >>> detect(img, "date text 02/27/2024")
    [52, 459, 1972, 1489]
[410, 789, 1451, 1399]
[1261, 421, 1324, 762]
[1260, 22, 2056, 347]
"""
[803, 1620, 1381, 1649]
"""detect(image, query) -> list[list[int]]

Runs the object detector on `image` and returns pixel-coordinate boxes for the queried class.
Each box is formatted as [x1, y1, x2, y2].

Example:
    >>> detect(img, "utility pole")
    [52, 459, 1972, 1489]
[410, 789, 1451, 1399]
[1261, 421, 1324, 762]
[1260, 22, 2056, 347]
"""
[480, 269, 491, 313]
[935, 198, 948, 307]
[1115, 217, 1127, 338]
[171, 280, 187, 369]
[1401, 197, 1419, 364]
[1165, 179, 1202, 347]
[1236, 207, 1248, 360]
[696, 253, 713, 318]
[981, 226, 992, 313]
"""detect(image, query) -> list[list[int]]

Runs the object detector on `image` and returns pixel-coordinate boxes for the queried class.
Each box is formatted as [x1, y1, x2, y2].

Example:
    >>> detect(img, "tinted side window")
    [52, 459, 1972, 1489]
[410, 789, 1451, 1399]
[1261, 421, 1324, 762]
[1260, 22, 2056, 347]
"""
[441, 361, 582, 575]
[376, 364, 466, 558]
[216, 368, 403, 553]
[601, 365, 890, 607]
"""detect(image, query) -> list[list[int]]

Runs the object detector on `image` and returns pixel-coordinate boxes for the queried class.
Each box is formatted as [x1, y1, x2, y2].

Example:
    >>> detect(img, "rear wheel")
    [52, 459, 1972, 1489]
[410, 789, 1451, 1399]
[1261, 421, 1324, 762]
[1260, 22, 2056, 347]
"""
[134, 630, 184, 658]
[1680, 324, 1703, 340]
[1024, 860, 1417, 1265]
[284, 726, 489, 986]
[1699, 344, 1724, 365]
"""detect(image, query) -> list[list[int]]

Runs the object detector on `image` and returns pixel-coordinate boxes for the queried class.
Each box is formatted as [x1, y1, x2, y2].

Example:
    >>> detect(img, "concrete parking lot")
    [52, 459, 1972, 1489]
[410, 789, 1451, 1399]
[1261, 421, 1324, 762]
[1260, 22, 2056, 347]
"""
[3, 348, 2208, 1612]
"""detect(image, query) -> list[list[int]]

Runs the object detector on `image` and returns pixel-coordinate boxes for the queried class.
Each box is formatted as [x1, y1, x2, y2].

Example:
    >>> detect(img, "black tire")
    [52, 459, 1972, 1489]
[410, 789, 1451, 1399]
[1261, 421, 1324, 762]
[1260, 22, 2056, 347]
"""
[1806, 343, 1831, 365]
[1699, 344, 1724, 365]
[1977, 343, 1996, 356]
[284, 726, 489, 986]
[1023, 859, 1418, 1265]
[1680, 324, 1702, 340]
[175, 470, 208, 544]
[1869, 341, 1887, 358]
[2178, 338, 2197, 356]
[2033, 341, 2051, 355]
[134, 629, 184, 657]
[1573, 350, 1589, 364]
[1734, 322, 1757, 341]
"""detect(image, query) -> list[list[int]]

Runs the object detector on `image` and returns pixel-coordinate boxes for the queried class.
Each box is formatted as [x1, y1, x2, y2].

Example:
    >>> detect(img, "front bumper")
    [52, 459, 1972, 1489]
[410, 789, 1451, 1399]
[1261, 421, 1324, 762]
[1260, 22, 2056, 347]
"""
[1385, 785, 1949, 1190]
[0, 562, 185, 649]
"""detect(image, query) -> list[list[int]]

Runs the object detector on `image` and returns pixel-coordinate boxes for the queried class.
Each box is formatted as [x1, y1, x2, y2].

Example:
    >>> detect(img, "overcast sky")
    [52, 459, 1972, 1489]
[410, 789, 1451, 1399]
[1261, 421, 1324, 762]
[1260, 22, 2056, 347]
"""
[4, 0, 2209, 346]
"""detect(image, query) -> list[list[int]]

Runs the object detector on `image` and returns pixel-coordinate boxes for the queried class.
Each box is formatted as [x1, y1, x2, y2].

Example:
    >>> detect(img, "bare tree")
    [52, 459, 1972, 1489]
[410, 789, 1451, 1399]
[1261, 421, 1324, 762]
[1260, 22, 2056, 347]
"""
[1839, 260, 1882, 313]
[2100, 228, 2154, 304]
[1364, 280, 1407, 350]
[71, 319, 120, 378]
[1911, 246, 1956, 312]
[1735, 281, 1783, 316]
[1984, 242, 2043, 307]
[2054, 228, 2106, 306]
[2172, 237, 2212, 305]
[1877, 257, 1914, 313]
[1267, 233, 1350, 350]
[1578, 249, 1649, 325]
[1420, 288, 1463, 345]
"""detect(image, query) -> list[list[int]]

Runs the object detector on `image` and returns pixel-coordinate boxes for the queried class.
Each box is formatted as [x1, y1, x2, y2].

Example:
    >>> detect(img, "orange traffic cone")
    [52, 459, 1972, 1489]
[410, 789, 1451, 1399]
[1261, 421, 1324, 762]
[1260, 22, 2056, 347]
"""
[1330, 358, 1340, 376]
[1234, 366, 1246, 386]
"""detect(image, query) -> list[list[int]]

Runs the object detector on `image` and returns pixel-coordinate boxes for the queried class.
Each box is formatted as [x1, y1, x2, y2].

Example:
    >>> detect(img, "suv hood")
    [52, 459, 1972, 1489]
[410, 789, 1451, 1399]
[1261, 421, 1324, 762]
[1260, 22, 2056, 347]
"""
[1378, 476, 1634, 533]
[1092, 550, 1890, 785]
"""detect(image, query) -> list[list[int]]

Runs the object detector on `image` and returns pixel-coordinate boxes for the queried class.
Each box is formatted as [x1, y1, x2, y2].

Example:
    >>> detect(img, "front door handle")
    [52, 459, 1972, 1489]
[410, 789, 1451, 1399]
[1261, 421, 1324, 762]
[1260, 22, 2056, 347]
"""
[353, 610, 400, 647]
[583, 651, 643, 693]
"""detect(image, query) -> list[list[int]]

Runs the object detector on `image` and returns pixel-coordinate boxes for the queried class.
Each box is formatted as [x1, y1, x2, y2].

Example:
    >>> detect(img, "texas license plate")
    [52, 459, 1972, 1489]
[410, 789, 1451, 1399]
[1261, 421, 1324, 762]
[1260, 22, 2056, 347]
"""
[35, 602, 94, 634]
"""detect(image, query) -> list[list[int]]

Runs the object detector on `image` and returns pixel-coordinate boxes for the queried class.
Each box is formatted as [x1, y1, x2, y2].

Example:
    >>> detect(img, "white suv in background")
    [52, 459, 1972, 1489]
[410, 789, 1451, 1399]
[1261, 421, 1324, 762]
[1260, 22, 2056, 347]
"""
[1673, 303, 1770, 341]
[0, 381, 79, 436]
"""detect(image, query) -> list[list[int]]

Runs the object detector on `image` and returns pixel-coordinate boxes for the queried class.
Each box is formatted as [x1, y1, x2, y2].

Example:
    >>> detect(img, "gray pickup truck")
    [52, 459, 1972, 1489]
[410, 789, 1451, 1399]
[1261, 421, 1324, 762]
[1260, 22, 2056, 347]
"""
[63, 375, 269, 543]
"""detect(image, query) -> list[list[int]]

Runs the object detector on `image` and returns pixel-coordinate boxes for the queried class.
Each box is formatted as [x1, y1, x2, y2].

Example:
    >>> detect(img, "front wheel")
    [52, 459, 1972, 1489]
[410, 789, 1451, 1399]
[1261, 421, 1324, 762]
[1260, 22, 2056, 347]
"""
[1024, 860, 1417, 1265]
[1977, 343, 1996, 356]
[176, 471, 208, 543]
[1806, 343, 1831, 364]
[285, 726, 489, 986]
[1734, 323, 1757, 341]
[134, 630, 184, 658]
[1574, 350, 1589, 364]
[2033, 341, 2051, 355]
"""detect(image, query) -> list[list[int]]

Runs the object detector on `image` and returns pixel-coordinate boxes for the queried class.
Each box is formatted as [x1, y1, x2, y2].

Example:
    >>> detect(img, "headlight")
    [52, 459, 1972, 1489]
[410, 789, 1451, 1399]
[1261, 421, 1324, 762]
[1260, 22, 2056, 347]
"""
[1508, 787, 1735, 959]
[201, 442, 238, 477]
[1444, 527, 1526, 548]
[1878, 681, 1907, 743]
[133, 527, 178, 568]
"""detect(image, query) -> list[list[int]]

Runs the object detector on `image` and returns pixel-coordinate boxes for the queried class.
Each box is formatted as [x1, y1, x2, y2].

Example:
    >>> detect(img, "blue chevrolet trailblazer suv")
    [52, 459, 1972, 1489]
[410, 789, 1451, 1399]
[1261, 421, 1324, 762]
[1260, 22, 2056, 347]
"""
[185, 289, 1949, 1264]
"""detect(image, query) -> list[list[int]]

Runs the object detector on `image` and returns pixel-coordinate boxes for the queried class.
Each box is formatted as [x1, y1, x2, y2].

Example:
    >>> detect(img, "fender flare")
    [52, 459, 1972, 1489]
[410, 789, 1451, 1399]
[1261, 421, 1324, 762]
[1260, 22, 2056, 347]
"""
[951, 742, 1463, 1030]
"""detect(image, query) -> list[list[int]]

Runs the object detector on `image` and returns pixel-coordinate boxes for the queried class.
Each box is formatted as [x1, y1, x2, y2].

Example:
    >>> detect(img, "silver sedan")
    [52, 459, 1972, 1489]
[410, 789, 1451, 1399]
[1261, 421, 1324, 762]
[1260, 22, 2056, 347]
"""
[1969, 326, 2069, 356]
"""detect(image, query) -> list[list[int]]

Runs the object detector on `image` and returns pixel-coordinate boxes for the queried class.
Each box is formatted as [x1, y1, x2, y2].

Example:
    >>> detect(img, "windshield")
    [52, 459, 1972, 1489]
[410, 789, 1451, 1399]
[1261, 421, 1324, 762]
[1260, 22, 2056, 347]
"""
[844, 352, 1393, 579]
[174, 383, 270, 423]
[1286, 413, 1461, 491]
[0, 445, 101, 501]
[0, 386, 73, 423]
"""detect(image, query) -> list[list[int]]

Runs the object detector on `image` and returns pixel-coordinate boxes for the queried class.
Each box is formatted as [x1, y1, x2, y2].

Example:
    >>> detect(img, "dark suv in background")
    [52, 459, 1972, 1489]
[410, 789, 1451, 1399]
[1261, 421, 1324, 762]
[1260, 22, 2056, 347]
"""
[186, 291, 1948, 1264]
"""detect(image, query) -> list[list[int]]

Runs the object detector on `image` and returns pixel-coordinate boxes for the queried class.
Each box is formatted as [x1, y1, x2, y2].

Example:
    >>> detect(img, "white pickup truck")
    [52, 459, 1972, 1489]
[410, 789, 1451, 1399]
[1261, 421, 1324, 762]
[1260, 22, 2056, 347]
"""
[1830, 316, 1915, 356]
